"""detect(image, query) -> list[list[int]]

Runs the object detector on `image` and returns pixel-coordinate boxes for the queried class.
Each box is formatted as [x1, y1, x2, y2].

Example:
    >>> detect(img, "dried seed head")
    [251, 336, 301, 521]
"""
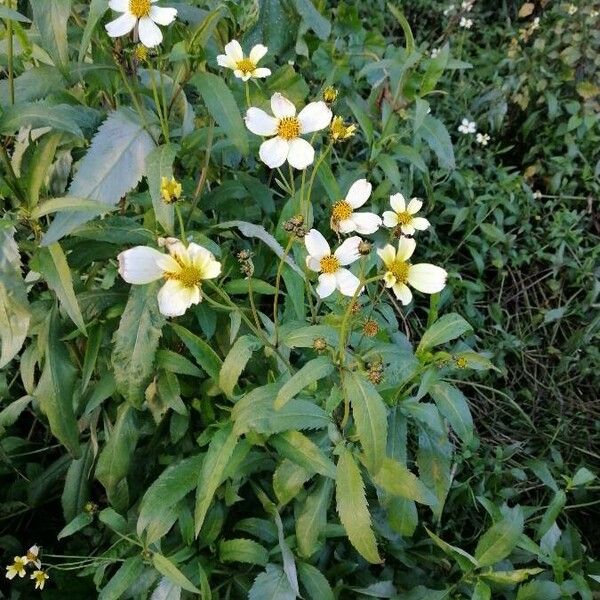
[362, 319, 379, 337]
[358, 240, 372, 256]
[313, 337, 327, 353]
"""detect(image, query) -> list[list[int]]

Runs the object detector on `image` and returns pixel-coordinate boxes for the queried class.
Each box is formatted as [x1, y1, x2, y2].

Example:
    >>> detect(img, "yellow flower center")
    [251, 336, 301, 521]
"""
[331, 200, 353, 222]
[165, 265, 203, 288]
[320, 255, 340, 274]
[236, 58, 256, 74]
[277, 116, 300, 140]
[160, 176, 182, 203]
[129, 0, 151, 18]
[330, 116, 357, 141]
[396, 211, 413, 225]
[389, 260, 410, 284]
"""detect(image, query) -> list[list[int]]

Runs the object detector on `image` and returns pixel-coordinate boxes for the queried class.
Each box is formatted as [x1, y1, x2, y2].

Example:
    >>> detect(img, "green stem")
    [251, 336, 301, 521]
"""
[148, 67, 169, 141]
[244, 81, 251, 108]
[247, 277, 262, 332]
[303, 143, 332, 221]
[273, 237, 294, 345]
[187, 120, 214, 227]
[175, 204, 186, 241]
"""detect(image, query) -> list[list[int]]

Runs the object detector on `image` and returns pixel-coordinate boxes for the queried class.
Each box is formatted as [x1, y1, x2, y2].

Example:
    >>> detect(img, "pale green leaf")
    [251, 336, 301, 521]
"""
[273, 459, 310, 506]
[248, 564, 296, 600]
[145, 143, 178, 235]
[31, 197, 119, 219]
[295, 478, 332, 558]
[429, 382, 473, 444]
[0, 6, 31, 22]
[57, 512, 93, 539]
[275, 356, 334, 409]
[31, 0, 71, 67]
[151, 553, 200, 594]
[219, 335, 261, 398]
[417, 115, 455, 170]
[270, 431, 336, 478]
[336, 447, 381, 564]
[417, 313, 473, 353]
[372, 457, 436, 506]
[219, 538, 269, 566]
[297, 562, 335, 600]
[99, 556, 144, 600]
[475, 507, 524, 566]
[0, 103, 83, 137]
[171, 323, 222, 381]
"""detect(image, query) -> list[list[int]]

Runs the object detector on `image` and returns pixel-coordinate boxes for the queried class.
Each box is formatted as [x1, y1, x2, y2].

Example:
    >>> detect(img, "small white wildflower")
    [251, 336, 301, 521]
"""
[430, 47, 440, 58]
[566, 3, 577, 15]
[476, 132, 490, 146]
[458, 118, 477, 134]
[459, 16, 473, 28]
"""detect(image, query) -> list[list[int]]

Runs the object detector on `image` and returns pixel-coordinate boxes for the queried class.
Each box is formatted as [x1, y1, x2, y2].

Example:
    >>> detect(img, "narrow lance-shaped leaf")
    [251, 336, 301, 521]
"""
[112, 282, 165, 407]
[474, 506, 524, 567]
[336, 447, 381, 564]
[274, 356, 334, 409]
[429, 382, 474, 444]
[344, 370, 388, 474]
[195, 425, 238, 536]
[417, 313, 473, 354]
[145, 143, 178, 235]
[219, 335, 261, 398]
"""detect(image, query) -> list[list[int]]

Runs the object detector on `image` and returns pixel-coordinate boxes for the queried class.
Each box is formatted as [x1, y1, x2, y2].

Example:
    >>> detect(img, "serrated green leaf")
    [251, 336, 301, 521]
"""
[151, 553, 200, 594]
[344, 371, 388, 474]
[417, 313, 473, 353]
[481, 568, 543, 584]
[31, 197, 118, 219]
[145, 143, 178, 234]
[471, 581, 491, 600]
[31, 0, 71, 67]
[0, 103, 83, 137]
[61, 442, 93, 523]
[194, 425, 238, 536]
[297, 562, 334, 600]
[270, 431, 336, 478]
[417, 429, 451, 518]
[99, 556, 144, 600]
[293, 0, 331, 39]
[36, 243, 86, 333]
[273, 459, 310, 505]
[171, 322, 222, 381]
[429, 382, 473, 444]
[336, 447, 381, 564]
[275, 356, 334, 409]
[249, 564, 296, 600]
[138, 454, 204, 542]
[191, 73, 248, 154]
[418, 115, 455, 170]
[536, 490, 566, 539]
[79, 0, 108, 62]
[57, 512, 93, 539]
[0, 6, 31, 22]
[425, 528, 479, 571]
[220, 538, 269, 566]
[516, 580, 561, 600]
[219, 335, 261, 398]
[295, 478, 332, 558]
[112, 282, 164, 407]
[42, 109, 155, 245]
[372, 457, 436, 506]
[475, 507, 524, 566]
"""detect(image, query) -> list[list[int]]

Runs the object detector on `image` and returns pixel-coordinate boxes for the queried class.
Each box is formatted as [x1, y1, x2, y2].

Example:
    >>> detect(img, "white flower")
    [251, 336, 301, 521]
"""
[443, 4, 455, 15]
[458, 118, 477, 134]
[245, 93, 332, 170]
[459, 16, 473, 28]
[377, 238, 447, 305]
[25, 545, 41, 569]
[5, 557, 27, 580]
[533, 190, 543, 199]
[105, 0, 176, 48]
[475, 132, 490, 146]
[382, 193, 430, 235]
[566, 3, 577, 15]
[31, 570, 49, 591]
[461, 0, 474, 11]
[217, 40, 271, 81]
[117, 238, 221, 317]
[330, 179, 382, 235]
[304, 229, 362, 298]
[430, 47, 440, 58]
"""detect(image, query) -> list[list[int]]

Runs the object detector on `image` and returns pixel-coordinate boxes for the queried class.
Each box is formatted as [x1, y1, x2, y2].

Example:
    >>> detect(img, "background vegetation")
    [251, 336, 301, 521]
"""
[1, 0, 598, 598]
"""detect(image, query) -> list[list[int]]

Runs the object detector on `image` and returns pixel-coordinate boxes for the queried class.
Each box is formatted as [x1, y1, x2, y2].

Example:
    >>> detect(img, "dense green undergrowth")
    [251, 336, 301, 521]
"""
[1, 0, 599, 598]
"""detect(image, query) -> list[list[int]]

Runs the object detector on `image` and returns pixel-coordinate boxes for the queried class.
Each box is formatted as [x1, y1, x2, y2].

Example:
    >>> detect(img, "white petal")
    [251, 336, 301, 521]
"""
[337, 218, 356, 234]
[287, 138, 315, 170]
[187, 243, 221, 279]
[406, 198, 423, 214]
[377, 244, 396, 268]
[105, 13, 137, 37]
[382, 211, 398, 228]
[150, 5, 177, 25]
[118, 246, 165, 284]
[408, 264, 447, 294]
[233, 70, 246, 80]
[245, 107, 278, 136]
[351, 212, 382, 235]
[316, 273, 337, 298]
[252, 67, 271, 78]
[158, 279, 200, 317]
[217, 54, 236, 68]
[345, 179, 372, 208]
[389, 193, 406, 212]
[392, 282, 413, 305]
[306, 256, 321, 272]
[259, 137, 289, 169]
[138, 16, 163, 47]
[271, 93, 296, 118]
[334, 236, 361, 266]
[383, 272, 396, 288]
[297, 101, 332, 134]
[249, 44, 268, 63]
[397, 237, 416, 261]
[108, 0, 128, 11]
[412, 217, 430, 231]
[335, 268, 362, 297]
[224, 40, 243, 62]
[201, 259, 221, 280]
[400, 223, 415, 236]
[304, 228, 330, 260]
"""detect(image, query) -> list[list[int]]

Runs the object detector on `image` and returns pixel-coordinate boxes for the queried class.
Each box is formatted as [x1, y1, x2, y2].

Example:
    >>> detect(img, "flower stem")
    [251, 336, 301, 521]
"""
[244, 81, 251, 108]
[273, 237, 294, 345]
[303, 143, 332, 222]
[175, 204, 186, 241]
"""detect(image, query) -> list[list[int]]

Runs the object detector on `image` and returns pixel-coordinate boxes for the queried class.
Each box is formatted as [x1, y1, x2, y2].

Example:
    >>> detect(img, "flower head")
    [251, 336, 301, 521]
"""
[323, 86, 338, 103]
[459, 16, 473, 28]
[217, 40, 271, 81]
[245, 93, 332, 170]
[105, 0, 177, 48]
[430, 47, 440, 58]
[31, 570, 49, 591]
[377, 238, 447, 305]
[304, 229, 362, 298]
[5, 557, 27, 580]
[160, 176, 182, 204]
[330, 179, 381, 235]
[25, 545, 41, 569]
[330, 116, 357, 142]
[117, 238, 221, 317]
[475, 132, 490, 146]
[566, 3, 577, 15]
[458, 118, 477, 134]
[461, 0, 474, 11]
[443, 4, 455, 15]
[382, 193, 430, 235]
